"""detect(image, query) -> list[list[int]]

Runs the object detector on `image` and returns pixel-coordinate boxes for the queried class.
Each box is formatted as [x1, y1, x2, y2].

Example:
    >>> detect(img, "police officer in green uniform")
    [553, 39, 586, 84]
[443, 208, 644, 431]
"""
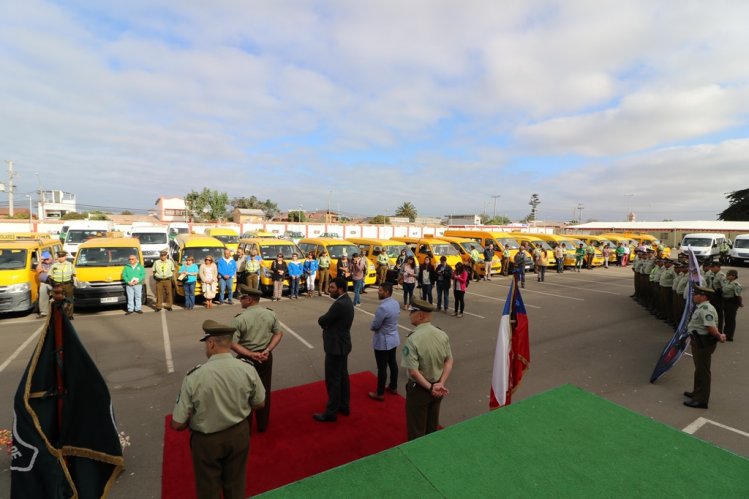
[376, 249, 390, 285]
[683, 286, 726, 409]
[648, 259, 664, 314]
[708, 262, 727, 332]
[171, 320, 265, 499]
[722, 270, 743, 341]
[672, 262, 689, 324]
[48, 250, 76, 319]
[657, 259, 676, 322]
[401, 299, 453, 440]
[231, 284, 283, 432]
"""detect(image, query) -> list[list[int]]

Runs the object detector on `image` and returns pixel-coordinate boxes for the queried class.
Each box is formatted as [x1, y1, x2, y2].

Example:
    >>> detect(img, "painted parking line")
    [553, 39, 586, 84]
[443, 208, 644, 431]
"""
[683, 417, 749, 438]
[465, 289, 542, 309]
[278, 320, 315, 349]
[485, 282, 584, 302]
[555, 275, 634, 288]
[0, 323, 44, 374]
[160, 309, 175, 374]
[537, 281, 623, 296]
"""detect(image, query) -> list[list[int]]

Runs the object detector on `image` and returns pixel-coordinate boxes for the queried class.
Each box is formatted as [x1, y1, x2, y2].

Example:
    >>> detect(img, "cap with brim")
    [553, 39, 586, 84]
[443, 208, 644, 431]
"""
[238, 284, 262, 298]
[693, 285, 714, 295]
[199, 319, 236, 341]
[42, 251, 52, 259]
[159, 250, 168, 255]
[408, 299, 434, 313]
[709, 262, 721, 267]
[56, 250, 68, 257]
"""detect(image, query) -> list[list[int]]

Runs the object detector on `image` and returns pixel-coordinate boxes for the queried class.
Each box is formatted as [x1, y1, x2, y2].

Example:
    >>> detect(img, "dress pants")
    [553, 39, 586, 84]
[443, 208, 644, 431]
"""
[690, 337, 717, 404]
[155, 278, 173, 309]
[405, 381, 442, 441]
[324, 353, 350, 416]
[251, 352, 273, 432]
[374, 348, 398, 395]
[190, 420, 250, 499]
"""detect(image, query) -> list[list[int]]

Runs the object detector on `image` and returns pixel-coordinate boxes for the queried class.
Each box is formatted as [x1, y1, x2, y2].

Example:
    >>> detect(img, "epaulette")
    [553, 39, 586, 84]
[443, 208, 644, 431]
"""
[234, 313, 242, 318]
[265, 307, 274, 311]
[186, 364, 202, 376]
[239, 357, 256, 367]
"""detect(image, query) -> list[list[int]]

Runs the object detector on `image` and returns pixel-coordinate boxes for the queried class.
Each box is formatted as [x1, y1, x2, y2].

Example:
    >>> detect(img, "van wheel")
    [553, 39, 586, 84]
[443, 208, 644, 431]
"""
[141, 284, 148, 305]
[261, 284, 271, 296]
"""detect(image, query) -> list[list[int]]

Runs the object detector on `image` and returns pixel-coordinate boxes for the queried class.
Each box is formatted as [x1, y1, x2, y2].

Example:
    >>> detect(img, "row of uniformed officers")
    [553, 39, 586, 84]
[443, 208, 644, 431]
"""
[632, 251, 743, 341]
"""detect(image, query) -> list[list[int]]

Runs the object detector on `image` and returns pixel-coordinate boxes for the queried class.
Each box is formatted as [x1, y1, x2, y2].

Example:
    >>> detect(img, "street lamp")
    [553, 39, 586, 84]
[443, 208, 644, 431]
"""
[491, 195, 501, 219]
[25, 194, 32, 229]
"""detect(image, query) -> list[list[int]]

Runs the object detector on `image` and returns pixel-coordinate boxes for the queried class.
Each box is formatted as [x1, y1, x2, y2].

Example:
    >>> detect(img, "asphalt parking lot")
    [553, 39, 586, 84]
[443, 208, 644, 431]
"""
[1, 265, 747, 497]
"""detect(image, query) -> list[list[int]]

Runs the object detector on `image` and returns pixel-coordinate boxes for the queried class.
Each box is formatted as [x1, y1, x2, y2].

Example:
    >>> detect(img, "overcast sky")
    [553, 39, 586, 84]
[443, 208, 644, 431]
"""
[1, 1, 747, 222]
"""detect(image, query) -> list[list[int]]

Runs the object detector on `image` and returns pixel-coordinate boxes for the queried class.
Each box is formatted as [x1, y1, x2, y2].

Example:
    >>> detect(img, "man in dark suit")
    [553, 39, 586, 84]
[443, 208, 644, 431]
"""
[313, 277, 355, 422]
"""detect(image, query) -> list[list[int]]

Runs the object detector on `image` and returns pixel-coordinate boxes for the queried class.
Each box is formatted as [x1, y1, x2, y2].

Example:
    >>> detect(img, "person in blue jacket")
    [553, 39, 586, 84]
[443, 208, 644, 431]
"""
[287, 253, 304, 299]
[217, 248, 237, 305]
[303, 251, 319, 298]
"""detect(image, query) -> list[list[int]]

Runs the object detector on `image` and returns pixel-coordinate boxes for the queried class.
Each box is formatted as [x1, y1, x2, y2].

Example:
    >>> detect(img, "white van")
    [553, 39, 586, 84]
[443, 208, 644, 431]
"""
[130, 225, 170, 266]
[679, 233, 727, 262]
[63, 220, 113, 260]
[729, 234, 749, 265]
[168, 222, 190, 240]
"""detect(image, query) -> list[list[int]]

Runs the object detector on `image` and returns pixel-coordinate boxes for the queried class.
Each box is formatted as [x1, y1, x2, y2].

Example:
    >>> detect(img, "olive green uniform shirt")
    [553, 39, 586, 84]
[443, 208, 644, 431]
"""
[318, 255, 331, 269]
[711, 271, 727, 292]
[650, 265, 663, 283]
[231, 306, 281, 352]
[401, 322, 452, 383]
[687, 302, 718, 336]
[641, 259, 655, 275]
[153, 259, 175, 279]
[722, 280, 742, 299]
[173, 353, 265, 433]
[659, 267, 676, 287]
[674, 273, 689, 295]
[703, 270, 714, 288]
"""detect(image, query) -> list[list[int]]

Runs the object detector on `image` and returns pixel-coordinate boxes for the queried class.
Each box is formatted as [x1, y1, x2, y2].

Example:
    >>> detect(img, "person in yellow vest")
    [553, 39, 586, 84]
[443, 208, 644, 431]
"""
[376, 249, 389, 285]
[152, 250, 175, 311]
[246, 248, 262, 289]
[48, 250, 75, 319]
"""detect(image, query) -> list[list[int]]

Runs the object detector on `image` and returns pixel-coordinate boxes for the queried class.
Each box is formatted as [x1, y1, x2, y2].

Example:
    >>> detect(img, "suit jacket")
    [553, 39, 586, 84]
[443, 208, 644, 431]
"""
[318, 293, 354, 355]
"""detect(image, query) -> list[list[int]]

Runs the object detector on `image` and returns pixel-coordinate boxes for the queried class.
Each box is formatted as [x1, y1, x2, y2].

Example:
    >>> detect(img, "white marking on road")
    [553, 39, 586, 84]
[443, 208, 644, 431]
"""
[160, 310, 175, 374]
[0, 324, 44, 373]
[538, 281, 623, 296]
[278, 320, 314, 349]
[465, 289, 542, 309]
[354, 306, 413, 332]
[556, 275, 633, 288]
[489, 282, 585, 301]
[683, 417, 749, 438]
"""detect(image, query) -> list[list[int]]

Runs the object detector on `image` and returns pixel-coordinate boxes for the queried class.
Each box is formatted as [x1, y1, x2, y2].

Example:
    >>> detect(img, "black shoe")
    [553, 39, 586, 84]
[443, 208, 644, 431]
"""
[683, 391, 694, 398]
[154, 307, 161, 312]
[338, 408, 350, 416]
[135, 310, 143, 314]
[125, 311, 133, 315]
[727, 337, 734, 342]
[166, 307, 172, 311]
[683, 400, 708, 409]
[312, 413, 337, 422]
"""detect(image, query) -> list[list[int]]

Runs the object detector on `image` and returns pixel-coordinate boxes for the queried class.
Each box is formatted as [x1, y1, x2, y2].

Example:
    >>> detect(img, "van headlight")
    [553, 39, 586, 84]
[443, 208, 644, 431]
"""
[7, 282, 30, 294]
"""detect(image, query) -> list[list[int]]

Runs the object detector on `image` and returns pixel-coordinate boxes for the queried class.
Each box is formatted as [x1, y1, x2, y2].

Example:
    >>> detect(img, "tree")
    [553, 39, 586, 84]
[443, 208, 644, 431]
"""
[230, 196, 279, 219]
[527, 193, 541, 221]
[395, 202, 417, 222]
[120, 210, 133, 215]
[481, 215, 511, 225]
[718, 188, 749, 221]
[288, 210, 306, 222]
[370, 215, 391, 224]
[185, 188, 229, 222]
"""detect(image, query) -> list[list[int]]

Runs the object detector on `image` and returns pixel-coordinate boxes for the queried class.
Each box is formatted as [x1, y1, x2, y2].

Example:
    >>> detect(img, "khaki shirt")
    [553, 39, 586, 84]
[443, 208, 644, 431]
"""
[318, 255, 331, 269]
[231, 306, 281, 352]
[401, 322, 452, 383]
[641, 259, 655, 275]
[674, 273, 689, 295]
[687, 302, 718, 336]
[703, 270, 714, 288]
[722, 280, 742, 299]
[658, 267, 676, 287]
[649, 265, 663, 283]
[172, 353, 265, 433]
[153, 258, 175, 279]
[711, 271, 727, 292]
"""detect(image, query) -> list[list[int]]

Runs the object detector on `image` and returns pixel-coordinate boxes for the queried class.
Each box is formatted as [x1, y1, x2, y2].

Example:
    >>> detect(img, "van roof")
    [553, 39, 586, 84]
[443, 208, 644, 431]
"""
[241, 237, 297, 246]
[77, 237, 141, 249]
[682, 233, 726, 238]
[347, 237, 407, 246]
[175, 234, 226, 246]
[299, 237, 354, 245]
[206, 228, 239, 235]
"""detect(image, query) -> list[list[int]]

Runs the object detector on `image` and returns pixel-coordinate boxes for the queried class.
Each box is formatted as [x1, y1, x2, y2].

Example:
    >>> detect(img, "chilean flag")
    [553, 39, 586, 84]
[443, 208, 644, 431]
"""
[489, 279, 530, 409]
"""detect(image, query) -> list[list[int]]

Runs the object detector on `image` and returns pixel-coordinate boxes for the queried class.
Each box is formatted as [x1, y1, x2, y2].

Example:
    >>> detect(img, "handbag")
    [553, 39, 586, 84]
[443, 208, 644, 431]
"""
[177, 272, 188, 281]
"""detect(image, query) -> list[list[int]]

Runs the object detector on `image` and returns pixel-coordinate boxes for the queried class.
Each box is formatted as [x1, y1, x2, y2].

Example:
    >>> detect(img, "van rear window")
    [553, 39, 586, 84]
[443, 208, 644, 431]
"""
[133, 233, 167, 244]
[734, 239, 749, 249]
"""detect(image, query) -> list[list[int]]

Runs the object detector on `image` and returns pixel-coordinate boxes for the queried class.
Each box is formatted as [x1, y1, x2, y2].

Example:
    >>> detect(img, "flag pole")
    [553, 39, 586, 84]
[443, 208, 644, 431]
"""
[52, 285, 66, 435]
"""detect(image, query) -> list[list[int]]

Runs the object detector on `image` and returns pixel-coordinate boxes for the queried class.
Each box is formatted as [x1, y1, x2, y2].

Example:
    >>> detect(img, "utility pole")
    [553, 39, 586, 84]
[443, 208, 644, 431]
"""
[35, 171, 45, 221]
[577, 203, 584, 223]
[491, 195, 501, 219]
[6, 160, 15, 217]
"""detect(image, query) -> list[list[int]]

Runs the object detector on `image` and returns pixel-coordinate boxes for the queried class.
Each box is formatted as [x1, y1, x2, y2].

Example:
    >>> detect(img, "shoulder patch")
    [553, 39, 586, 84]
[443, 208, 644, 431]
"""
[704, 313, 714, 321]
[186, 364, 202, 376]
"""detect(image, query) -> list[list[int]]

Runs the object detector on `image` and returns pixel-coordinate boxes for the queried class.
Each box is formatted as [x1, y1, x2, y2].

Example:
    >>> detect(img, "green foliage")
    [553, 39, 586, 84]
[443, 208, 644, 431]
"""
[288, 210, 306, 222]
[185, 188, 229, 222]
[482, 215, 511, 225]
[370, 215, 391, 224]
[395, 202, 417, 222]
[120, 210, 133, 215]
[61, 211, 109, 221]
[527, 193, 541, 221]
[230, 196, 278, 219]
[718, 188, 749, 221]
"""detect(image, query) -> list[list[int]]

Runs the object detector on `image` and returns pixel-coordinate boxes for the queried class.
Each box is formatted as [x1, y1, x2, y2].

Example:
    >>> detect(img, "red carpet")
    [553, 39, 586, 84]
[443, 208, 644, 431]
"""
[161, 371, 407, 498]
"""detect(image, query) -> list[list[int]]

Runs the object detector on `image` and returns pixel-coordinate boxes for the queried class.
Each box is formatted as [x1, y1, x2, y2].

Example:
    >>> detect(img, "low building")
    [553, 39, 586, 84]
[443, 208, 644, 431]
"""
[38, 190, 77, 219]
[232, 208, 266, 224]
[154, 197, 187, 222]
[445, 214, 481, 225]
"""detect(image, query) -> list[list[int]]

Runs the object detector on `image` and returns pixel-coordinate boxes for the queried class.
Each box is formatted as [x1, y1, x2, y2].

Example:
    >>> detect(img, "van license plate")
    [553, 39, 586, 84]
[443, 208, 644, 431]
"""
[100, 297, 118, 304]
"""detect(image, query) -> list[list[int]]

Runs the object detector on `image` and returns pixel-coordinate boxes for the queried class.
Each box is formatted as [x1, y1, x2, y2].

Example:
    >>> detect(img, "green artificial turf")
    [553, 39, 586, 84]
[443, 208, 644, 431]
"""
[261, 385, 749, 498]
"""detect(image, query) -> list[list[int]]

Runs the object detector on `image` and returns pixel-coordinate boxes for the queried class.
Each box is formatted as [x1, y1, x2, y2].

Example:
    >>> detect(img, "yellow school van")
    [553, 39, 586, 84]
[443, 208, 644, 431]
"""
[534, 234, 580, 268]
[442, 229, 533, 273]
[238, 237, 303, 294]
[576, 235, 617, 263]
[512, 234, 556, 268]
[390, 237, 464, 270]
[205, 228, 240, 254]
[73, 236, 146, 308]
[0, 233, 62, 313]
[297, 237, 377, 286]
[438, 235, 502, 277]
[171, 234, 234, 299]
[346, 238, 412, 268]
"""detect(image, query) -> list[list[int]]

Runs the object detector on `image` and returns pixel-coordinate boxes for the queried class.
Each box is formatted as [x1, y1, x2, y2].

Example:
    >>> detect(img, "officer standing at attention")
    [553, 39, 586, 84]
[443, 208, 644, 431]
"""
[48, 250, 76, 319]
[231, 284, 283, 432]
[401, 299, 453, 440]
[683, 286, 726, 409]
[722, 270, 743, 342]
[708, 262, 727, 332]
[152, 250, 175, 311]
[171, 320, 265, 499]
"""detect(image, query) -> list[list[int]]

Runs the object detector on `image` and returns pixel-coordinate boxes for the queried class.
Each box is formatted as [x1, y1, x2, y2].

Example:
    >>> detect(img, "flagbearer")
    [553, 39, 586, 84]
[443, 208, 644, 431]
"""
[171, 320, 266, 499]
[683, 286, 726, 409]
[401, 299, 453, 440]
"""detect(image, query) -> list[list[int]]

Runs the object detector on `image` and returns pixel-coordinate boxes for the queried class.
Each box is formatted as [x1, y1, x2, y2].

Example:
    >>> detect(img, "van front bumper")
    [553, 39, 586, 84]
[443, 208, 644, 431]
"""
[74, 283, 128, 307]
[0, 290, 32, 313]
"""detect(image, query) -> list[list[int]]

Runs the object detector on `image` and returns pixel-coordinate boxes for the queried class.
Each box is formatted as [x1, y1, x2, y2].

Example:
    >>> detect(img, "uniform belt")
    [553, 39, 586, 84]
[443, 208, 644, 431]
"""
[50, 280, 72, 285]
[155, 276, 173, 281]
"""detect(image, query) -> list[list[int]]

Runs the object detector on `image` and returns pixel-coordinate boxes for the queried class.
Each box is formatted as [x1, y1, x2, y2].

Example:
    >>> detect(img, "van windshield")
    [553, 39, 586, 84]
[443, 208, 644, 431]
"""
[76, 247, 139, 267]
[259, 244, 299, 260]
[132, 232, 167, 244]
[682, 238, 711, 247]
[0, 249, 28, 270]
[66, 230, 107, 244]
[214, 235, 239, 245]
[495, 238, 521, 250]
[327, 244, 359, 259]
[383, 244, 410, 258]
[182, 247, 225, 263]
[734, 239, 749, 249]
[429, 243, 460, 257]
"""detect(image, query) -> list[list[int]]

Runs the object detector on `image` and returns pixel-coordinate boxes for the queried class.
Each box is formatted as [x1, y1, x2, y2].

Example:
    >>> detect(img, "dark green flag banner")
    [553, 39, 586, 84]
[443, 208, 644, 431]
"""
[11, 304, 124, 498]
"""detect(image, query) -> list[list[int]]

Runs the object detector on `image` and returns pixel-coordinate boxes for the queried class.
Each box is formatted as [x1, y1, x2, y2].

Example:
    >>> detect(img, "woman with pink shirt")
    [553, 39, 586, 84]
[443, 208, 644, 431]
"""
[451, 262, 468, 318]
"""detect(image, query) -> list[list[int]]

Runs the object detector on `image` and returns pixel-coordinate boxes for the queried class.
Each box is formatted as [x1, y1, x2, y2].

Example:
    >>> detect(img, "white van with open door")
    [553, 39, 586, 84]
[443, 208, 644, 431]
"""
[679, 233, 726, 262]
[729, 234, 749, 265]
